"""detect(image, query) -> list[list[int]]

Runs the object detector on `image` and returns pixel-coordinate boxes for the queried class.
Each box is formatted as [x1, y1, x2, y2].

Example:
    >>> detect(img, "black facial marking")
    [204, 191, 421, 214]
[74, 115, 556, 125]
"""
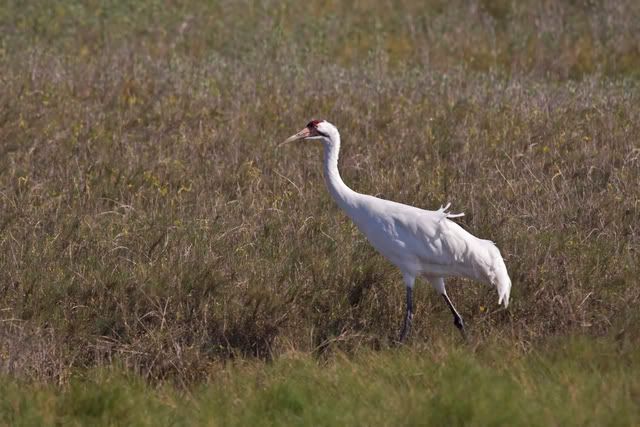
[316, 129, 329, 138]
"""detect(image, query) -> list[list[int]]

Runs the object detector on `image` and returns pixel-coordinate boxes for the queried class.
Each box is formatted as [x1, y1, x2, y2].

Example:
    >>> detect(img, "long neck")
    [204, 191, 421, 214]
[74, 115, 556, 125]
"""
[323, 133, 359, 213]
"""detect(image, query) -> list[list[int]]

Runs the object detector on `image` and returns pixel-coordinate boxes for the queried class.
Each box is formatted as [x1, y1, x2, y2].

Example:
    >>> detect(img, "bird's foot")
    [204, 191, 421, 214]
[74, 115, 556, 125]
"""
[398, 312, 413, 344]
[454, 316, 467, 340]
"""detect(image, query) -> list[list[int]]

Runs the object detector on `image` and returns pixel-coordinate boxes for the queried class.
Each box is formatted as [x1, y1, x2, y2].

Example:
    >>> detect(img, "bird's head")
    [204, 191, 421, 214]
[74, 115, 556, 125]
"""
[282, 120, 338, 146]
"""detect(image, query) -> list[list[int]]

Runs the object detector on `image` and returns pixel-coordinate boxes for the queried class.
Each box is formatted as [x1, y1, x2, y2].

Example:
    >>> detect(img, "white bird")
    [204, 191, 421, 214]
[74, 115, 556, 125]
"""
[283, 120, 511, 342]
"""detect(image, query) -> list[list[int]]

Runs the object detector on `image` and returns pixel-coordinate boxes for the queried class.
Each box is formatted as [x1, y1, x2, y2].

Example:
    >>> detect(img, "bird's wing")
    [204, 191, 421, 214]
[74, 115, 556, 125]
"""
[398, 208, 469, 265]
[353, 196, 470, 267]
[351, 195, 511, 304]
[435, 202, 465, 219]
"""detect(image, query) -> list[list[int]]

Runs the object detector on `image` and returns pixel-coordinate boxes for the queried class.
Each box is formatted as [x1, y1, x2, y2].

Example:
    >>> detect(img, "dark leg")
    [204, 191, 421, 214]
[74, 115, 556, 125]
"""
[399, 286, 414, 343]
[442, 294, 466, 338]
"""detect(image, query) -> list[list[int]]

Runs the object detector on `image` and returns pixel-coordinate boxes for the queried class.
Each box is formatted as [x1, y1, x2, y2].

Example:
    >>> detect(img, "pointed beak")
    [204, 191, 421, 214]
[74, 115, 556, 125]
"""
[282, 127, 312, 145]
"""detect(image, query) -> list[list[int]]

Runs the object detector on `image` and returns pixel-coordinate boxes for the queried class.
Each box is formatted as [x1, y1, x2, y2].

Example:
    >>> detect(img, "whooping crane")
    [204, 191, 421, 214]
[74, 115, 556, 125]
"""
[283, 120, 511, 342]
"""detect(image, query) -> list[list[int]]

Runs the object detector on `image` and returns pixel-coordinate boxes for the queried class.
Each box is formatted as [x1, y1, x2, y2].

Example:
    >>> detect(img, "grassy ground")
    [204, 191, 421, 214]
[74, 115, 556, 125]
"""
[1, 0, 639, 424]
[2, 337, 639, 426]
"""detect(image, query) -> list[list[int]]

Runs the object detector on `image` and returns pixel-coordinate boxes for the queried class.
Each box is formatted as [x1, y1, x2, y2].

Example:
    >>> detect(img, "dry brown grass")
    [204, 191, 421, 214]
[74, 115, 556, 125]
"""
[0, 0, 639, 384]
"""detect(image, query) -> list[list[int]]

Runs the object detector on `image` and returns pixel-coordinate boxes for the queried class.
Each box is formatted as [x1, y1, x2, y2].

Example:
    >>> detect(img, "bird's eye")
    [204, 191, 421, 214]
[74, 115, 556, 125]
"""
[307, 119, 323, 129]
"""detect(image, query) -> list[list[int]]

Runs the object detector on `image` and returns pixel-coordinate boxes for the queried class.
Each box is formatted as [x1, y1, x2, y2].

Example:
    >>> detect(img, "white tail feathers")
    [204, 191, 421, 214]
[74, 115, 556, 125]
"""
[482, 241, 512, 308]
[495, 260, 511, 308]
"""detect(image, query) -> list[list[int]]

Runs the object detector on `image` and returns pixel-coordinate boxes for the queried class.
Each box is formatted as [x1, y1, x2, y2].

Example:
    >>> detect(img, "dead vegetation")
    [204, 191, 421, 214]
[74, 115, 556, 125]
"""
[0, 0, 639, 384]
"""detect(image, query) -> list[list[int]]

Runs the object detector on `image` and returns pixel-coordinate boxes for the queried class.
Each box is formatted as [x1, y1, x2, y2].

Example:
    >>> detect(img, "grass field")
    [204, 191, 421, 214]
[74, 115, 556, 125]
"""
[1, 0, 639, 424]
[2, 337, 639, 426]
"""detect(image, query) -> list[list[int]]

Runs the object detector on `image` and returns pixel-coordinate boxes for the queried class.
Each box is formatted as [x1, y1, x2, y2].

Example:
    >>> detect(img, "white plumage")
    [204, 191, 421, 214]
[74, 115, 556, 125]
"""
[284, 120, 511, 341]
